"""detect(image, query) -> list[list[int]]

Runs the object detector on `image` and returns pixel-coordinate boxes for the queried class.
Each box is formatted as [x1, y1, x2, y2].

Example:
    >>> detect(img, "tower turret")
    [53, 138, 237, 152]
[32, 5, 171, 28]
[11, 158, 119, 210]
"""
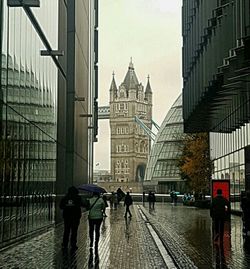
[109, 60, 153, 185]
[109, 71, 117, 102]
[145, 75, 152, 103]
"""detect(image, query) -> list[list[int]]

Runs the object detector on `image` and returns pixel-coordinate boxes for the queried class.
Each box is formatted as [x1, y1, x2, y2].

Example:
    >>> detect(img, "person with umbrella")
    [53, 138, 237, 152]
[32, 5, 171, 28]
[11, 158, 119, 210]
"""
[60, 186, 84, 250]
[78, 184, 107, 251]
[87, 191, 106, 252]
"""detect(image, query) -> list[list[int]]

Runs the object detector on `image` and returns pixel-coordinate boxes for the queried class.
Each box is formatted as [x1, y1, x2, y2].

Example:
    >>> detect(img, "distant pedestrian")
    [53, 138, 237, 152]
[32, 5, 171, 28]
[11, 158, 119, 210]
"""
[124, 192, 133, 218]
[142, 191, 146, 205]
[151, 192, 156, 209]
[210, 189, 230, 244]
[170, 191, 174, 203]
[88, 192, 106, 251]
[60, 186, 84, 250]
[110, 192, 118, 209]
[173, 192, 178, 205]
[110, 192, 114, 209]
[148, 191, 154, 209]
[117, 187, 125, 203]
[241, 191, 250, 239]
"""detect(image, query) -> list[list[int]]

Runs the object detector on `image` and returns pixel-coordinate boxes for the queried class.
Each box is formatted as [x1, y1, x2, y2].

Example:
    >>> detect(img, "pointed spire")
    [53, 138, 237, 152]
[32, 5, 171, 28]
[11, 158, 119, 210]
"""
[123, 58, 139, 89]
[145, 75, 152, 93]
[110, 71, 117, 91]
[129, 57, 134, 69]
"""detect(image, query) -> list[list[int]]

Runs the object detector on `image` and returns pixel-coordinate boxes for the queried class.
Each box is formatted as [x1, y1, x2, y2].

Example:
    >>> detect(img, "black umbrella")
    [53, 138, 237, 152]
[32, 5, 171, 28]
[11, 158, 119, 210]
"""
[78, 184, 107, 193]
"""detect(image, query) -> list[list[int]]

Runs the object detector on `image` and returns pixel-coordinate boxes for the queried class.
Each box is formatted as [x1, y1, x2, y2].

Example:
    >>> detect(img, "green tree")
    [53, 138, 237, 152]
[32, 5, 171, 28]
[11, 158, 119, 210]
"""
[178, 133, 213, 195]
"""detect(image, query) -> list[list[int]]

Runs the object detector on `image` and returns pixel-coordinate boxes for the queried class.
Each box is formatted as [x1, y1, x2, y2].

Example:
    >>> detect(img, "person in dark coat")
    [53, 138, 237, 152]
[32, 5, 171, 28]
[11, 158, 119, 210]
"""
[124, 192, 133, 218]
[148, 191, 155, 209]
[60, 186, 83, 250]
[151, 192, 156, 209]
[241, 191, 250, 237]
[142, 191, 146, 205]
[210, 189, 230, 244]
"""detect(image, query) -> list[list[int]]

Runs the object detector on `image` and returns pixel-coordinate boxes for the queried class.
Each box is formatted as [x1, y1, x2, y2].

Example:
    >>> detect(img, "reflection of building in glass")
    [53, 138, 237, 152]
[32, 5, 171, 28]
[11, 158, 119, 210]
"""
[182, 1, 250, 209]
[1, 54, 57, 193]
[144, 94, 185, 193]
[0, 0, 98, 247]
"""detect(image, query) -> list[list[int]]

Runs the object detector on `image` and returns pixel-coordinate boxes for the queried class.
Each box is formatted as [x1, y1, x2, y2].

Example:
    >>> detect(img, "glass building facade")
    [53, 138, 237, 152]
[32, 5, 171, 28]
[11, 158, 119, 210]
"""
[144, 94, 186, 193]
[0, 0, 98, 247]
[0, 0, 58, 247]
[182, 0, 250, 208]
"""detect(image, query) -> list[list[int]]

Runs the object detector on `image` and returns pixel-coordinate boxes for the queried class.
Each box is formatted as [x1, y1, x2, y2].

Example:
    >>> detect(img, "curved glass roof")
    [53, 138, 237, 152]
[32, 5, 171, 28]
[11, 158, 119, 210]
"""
[145, 94, 184, 182]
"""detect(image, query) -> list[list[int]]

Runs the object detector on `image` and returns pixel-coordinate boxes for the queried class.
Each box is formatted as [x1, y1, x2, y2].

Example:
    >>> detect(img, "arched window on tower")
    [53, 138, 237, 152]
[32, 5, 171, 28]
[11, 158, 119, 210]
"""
[135, 142, 138, 152]
[140, 141, 145, 153]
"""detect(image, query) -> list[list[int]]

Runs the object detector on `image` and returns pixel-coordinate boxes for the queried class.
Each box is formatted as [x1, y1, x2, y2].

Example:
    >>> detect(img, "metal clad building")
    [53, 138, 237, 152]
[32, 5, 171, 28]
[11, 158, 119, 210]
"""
[182, 0, 250, 206]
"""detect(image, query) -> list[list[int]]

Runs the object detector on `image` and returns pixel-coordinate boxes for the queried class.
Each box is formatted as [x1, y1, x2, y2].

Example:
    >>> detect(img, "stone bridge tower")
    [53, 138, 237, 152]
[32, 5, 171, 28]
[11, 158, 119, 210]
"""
[109, 60, 152, 183]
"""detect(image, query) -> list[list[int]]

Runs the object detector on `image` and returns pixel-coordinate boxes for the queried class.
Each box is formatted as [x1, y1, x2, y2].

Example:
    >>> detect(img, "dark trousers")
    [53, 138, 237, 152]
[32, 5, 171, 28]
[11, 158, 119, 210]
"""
[89, 218, 103, 247]
[214, 218, 225, 241]
[124, 205, 132, 217]
[63, 218, 80, 247]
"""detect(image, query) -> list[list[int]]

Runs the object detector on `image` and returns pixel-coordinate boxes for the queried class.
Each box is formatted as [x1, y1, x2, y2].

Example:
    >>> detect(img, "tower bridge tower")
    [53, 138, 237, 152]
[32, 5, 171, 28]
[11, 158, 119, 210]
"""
[109, 60, 152, 183]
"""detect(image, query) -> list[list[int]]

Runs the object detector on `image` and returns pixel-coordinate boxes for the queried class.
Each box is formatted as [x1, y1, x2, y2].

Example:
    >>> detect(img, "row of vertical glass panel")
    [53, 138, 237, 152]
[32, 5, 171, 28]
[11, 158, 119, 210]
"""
[210, 123, 250, 209]
[0, 0, 58, 246]
[182, 0, 247, 123]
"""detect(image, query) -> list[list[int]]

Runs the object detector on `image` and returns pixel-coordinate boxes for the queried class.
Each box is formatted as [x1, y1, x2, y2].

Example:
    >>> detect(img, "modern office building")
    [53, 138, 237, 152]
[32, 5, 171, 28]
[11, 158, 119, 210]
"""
[144, 94, 185, 193]
[0, 0, 98, 247]
[182, 0, 250, 207]
[109, 60, 152, 183]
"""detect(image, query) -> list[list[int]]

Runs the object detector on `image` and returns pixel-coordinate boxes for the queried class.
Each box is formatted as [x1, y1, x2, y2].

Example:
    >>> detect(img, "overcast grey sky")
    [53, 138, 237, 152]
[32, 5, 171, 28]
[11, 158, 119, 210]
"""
[94, 0, 182, 170]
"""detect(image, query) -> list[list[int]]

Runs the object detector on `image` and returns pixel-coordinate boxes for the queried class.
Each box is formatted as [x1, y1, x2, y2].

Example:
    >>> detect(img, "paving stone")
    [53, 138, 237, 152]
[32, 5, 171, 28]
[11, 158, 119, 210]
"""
[0, 203, 249, 269]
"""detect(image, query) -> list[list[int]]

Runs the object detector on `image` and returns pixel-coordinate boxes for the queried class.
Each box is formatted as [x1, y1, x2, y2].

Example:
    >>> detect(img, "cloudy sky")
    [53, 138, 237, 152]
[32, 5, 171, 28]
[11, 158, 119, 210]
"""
[94, 0, 182, 170]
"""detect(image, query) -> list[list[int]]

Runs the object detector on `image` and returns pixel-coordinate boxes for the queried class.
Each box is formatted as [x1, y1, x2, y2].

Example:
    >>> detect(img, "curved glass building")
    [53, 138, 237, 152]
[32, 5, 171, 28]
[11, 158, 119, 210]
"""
[144, 94, 185, 193]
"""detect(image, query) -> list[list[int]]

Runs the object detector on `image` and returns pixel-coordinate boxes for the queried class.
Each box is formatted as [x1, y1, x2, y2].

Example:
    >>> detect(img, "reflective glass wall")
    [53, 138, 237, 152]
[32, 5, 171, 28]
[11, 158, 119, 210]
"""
[210, 123, 250, 209]
[0, 0, 58, 246]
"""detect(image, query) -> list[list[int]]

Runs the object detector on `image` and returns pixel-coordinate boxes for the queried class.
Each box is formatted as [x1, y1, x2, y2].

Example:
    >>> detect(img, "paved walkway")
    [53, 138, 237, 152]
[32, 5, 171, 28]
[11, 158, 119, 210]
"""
[0, 203, 250, 269]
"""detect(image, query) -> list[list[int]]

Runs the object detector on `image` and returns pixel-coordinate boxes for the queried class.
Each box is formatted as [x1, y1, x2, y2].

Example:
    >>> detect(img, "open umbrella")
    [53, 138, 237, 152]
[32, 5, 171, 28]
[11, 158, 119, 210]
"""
[78, 184, 107, 193]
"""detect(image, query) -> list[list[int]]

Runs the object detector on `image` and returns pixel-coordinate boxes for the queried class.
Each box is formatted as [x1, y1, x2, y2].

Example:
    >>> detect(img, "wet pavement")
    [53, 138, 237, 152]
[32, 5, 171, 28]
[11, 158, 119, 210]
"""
[0, 203, 250, 268]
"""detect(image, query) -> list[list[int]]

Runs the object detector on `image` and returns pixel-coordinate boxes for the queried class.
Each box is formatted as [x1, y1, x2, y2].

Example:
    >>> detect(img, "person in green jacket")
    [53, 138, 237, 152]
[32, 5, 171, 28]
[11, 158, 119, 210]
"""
[88, 192, 106, 251]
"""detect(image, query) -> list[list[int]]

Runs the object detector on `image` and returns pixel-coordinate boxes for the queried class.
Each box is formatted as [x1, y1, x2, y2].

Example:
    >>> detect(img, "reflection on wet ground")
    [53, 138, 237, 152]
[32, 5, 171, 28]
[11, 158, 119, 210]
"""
[0, 203, 249, 268]
[143, 203, 250, 268]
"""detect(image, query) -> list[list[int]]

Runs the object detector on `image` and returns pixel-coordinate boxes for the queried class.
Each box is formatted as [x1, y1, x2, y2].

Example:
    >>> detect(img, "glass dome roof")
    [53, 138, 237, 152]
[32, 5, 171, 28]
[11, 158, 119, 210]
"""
[145, 94, 184, 182]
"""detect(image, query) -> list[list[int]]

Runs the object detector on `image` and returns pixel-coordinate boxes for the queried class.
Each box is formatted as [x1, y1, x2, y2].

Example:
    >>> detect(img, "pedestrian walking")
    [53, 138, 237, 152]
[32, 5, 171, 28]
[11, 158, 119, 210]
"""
[142, 191, 146, 205]
[117, 187, 125, 203]
[241, 191, 250, 240]
[148, 191, 154, 209]
[110, 192, 118, 209]
[151, 192, 156, 209]
[60, 186, 84, 250]
[124, 192, 133, 218]
[210, 189, 230, 244]
[88, 192, 106, 251]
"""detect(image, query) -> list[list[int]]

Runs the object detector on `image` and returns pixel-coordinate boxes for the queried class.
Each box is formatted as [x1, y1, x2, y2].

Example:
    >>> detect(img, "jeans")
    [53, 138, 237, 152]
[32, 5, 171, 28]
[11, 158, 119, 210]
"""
[88, 218, 103, 247]
[63, 218, 80, 247]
